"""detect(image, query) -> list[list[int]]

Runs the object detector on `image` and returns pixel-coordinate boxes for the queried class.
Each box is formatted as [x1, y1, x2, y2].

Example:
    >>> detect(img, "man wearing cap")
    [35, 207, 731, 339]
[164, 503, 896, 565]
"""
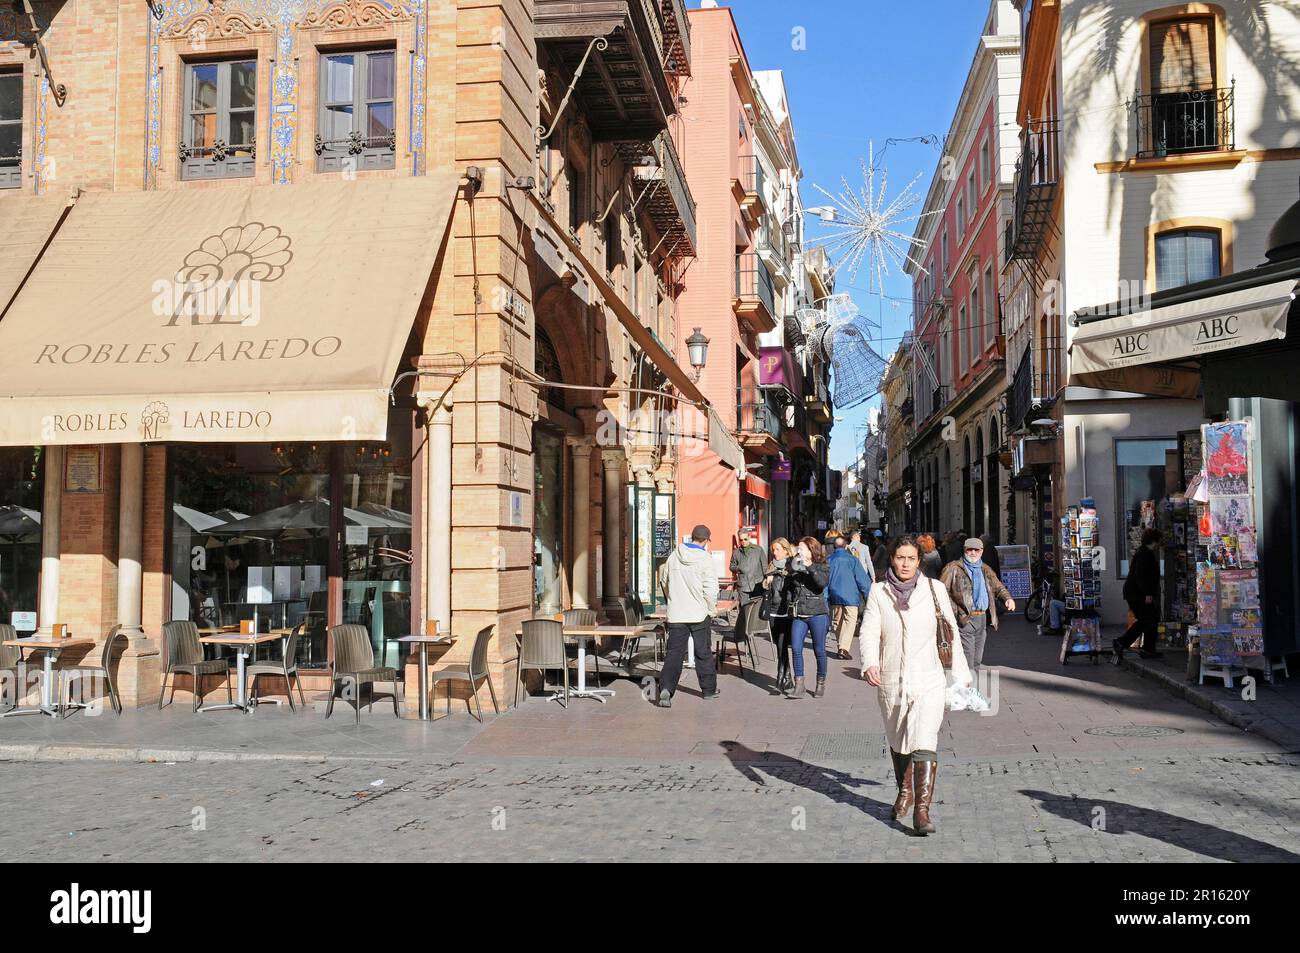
[655, 524, 721, 708]
[940, 537, 1015, 677]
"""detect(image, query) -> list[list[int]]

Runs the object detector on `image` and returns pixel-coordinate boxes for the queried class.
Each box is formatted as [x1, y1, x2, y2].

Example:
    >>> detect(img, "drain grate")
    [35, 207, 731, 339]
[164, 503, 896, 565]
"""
[1084, 725, 1185, 738]
[799, 732, 887, 762]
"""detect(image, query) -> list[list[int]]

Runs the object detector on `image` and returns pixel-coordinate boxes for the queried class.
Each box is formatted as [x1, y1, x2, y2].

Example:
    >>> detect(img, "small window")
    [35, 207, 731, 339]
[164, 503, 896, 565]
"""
[981, 137, 991, 188]
[181, 60, 256, 180]
[956, 197, 965, 237]
[568, 162, 585, 234]
[1155, 229, 1221, 290]
[316, 49, 396, 173]
[969, 283, 980, 365]
[958, 304, 968, 373]
[968, 169, 977, 212]
[605, 213, 620, 275]
[0, 71, 20, 189]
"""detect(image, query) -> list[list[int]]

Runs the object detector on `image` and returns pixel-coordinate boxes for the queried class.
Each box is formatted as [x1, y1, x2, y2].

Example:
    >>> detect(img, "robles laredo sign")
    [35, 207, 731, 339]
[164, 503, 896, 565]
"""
[0, 175, 463, 446]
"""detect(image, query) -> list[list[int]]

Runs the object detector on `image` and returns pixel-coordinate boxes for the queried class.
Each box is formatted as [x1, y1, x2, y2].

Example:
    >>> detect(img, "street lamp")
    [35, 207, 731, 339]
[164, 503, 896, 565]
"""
[686, 327, 710, 383]
[806, 205, 837, 223]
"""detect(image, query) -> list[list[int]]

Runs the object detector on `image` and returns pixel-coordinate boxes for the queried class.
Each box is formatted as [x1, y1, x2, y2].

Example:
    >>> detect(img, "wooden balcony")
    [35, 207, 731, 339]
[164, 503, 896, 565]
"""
[536, 0, 688, 142]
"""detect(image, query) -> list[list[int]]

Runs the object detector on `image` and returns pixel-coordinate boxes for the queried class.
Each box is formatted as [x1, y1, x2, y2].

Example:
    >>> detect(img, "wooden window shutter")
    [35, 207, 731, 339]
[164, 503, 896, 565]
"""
[1150, 17, 1215, 91]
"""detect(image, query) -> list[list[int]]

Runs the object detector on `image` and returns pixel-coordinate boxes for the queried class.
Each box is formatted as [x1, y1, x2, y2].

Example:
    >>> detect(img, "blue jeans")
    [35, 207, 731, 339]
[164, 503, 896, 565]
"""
[790, 613, 830, 678]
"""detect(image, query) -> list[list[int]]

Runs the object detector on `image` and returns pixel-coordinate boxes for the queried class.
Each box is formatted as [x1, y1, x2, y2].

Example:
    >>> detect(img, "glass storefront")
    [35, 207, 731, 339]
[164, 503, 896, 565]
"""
[169, 408, 412, 669]
[0, 447, 43, 631]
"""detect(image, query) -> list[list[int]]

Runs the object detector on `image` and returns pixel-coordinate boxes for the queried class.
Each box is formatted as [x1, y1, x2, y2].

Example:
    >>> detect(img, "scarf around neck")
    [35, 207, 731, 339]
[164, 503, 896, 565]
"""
[885, 567, 919, 612]
[963, 556, 989, 610]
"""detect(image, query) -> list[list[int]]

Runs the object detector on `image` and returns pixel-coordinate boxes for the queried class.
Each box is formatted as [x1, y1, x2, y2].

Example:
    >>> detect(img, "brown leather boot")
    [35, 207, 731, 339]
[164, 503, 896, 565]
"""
[814, 675, 826, 698]
[891, 750, 914, 821]
[912, 759, 937, 834]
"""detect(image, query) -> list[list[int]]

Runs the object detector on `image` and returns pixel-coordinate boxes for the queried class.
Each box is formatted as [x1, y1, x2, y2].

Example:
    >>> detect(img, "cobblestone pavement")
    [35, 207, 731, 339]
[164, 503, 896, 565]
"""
[6, 617, 1300, 861]
[7, 748, 1300, 861]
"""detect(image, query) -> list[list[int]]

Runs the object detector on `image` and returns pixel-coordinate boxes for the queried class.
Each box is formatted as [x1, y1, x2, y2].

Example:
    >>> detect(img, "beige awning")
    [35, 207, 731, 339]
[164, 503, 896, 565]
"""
[0, 175, 459, 445]
[1069, 278, 1296, 398]
[0, 193, 74, 315]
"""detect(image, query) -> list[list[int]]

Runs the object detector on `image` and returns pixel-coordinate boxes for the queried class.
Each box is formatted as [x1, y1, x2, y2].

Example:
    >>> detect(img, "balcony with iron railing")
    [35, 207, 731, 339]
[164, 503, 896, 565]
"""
[736, 388, 783, 455]
[616, 129, 697, 256]
[1007, 337, 1063, 428]
[1006, 119, 1060, 263]
[734, 252, 777, 334]
[536, 0, 682, 141]
[733, 154, 766, 222]
[1134, 82, 1235, 160]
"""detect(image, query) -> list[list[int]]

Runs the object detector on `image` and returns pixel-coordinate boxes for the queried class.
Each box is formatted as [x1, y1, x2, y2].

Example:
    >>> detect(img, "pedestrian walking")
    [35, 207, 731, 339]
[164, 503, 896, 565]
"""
[917, 533, 944, 579]
[941, 531, 968, 566]
[655, 524, 720, 708]
[871, 536, 891, 582]
[786, 537, 831, 699]
[1114, 529, 1163, 661]
[762, 537, 796, 695]
[940, 537, 1015, 678]
[848, 530, 875, 582]
[827, 534, 872, 661]
[861, 536, 972, 834]
[729, 528, 766, 607]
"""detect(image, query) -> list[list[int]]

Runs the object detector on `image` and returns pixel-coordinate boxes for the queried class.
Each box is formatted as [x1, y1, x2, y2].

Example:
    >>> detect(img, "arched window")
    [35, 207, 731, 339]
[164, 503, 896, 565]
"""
[535, 327, 562, 407]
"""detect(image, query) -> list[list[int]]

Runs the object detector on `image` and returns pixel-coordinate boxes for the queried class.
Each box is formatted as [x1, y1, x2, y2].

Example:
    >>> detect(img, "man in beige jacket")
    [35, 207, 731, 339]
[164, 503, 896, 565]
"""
[654, 524, 720, 708]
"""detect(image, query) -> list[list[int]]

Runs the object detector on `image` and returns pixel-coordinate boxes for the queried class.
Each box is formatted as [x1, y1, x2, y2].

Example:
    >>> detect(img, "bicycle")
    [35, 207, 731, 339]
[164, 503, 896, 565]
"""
[1025, 569, 1057, 625]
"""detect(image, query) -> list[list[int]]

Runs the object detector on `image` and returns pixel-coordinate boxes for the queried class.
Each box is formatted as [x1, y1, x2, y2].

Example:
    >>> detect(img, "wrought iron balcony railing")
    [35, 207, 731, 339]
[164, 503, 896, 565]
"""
[1007, 119, 1060, 263]
[735, 252, 776, 320]
[1134, 83, 1235, 159]
[737, 394, 781, 439]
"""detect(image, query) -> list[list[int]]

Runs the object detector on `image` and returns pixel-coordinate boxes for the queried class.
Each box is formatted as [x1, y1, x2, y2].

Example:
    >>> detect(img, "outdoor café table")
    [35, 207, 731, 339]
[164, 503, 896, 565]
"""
[1, 636, 95, 718]
[562, 625, 640, 702]
[198, 631, 282, 713]
[395, 633, 455, 721]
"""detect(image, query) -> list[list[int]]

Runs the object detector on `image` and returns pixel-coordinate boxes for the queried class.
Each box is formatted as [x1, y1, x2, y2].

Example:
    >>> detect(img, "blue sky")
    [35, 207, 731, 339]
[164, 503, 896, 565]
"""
[721, 0, 993, 469]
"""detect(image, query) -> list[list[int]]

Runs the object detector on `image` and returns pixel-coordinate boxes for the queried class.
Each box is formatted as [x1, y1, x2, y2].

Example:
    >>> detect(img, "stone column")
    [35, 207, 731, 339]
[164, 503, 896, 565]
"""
[37, 445, 63, 635]
[117, 443, 144, 639]
[567, 436, 594, 609]
[427, 395, 454, 635]
[601, 449, 625, 613]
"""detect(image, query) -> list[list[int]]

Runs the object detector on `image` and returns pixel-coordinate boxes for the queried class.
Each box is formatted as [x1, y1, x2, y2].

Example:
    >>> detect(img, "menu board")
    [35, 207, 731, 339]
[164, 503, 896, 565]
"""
[996, 545, 1032, 601]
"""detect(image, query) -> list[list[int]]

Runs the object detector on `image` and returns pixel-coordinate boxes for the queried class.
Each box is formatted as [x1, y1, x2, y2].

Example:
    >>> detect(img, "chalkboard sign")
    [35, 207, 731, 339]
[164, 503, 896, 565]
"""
[654, 519, 673, 558]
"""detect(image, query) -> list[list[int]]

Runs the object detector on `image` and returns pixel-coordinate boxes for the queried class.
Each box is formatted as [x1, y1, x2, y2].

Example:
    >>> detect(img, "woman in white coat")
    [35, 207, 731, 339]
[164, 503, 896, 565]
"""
[861, 535, 971, 834]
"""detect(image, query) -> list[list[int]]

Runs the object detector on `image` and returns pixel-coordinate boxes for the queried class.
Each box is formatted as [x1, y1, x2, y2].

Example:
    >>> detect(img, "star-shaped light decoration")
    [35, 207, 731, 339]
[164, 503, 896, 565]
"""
[810, 143, 939, 292]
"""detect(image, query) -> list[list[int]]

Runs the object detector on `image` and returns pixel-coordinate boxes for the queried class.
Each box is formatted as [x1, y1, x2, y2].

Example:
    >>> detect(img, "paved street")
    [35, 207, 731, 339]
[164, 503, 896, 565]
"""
[5, 617, 1300, 862]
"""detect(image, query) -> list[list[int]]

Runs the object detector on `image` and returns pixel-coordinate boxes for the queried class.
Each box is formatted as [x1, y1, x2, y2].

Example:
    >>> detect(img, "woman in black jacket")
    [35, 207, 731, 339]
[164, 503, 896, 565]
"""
[786, 536, 831, 699]
[762, 538, 795, 696]
[1114, 529, 1163, 661]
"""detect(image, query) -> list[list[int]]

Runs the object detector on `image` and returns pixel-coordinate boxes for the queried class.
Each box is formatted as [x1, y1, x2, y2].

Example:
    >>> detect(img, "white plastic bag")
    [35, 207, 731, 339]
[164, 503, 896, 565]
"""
[944, 681, 990, 712]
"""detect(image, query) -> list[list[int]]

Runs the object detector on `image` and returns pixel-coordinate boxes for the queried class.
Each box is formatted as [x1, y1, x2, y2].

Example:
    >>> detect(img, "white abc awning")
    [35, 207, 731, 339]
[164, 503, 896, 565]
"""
[1069, 279, 1297, 398]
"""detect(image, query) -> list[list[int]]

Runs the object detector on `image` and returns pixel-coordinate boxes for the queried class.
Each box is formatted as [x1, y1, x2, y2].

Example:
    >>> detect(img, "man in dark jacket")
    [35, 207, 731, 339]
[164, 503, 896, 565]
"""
[827, 535, 872, 660]
[941, 537, 1015, 677]
[729, 529, 766, 607]
[1115, 529, 1163, 661]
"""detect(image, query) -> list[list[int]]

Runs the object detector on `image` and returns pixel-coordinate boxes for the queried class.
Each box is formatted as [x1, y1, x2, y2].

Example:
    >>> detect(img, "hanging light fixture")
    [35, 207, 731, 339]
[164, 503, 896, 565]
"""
[686, 327, 710, 382]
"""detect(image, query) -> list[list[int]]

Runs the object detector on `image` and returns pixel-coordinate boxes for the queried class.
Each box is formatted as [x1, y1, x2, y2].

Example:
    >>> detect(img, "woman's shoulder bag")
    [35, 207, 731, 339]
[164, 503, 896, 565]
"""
[927, 578, 955, 669]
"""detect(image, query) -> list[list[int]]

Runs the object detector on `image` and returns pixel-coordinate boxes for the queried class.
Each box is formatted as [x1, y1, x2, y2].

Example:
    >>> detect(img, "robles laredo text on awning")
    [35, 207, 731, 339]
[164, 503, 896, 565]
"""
[0, 174, 460, 446]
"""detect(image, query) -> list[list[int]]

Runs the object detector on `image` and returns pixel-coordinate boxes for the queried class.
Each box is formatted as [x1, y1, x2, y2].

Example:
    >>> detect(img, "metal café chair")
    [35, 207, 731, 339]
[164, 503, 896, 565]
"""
[59, 625, 126, 717]
[0, 623, 27, 712]
[562, 607, 605, 682]
[326, 623, 401, 724]
[247, 624, 308, 712]
[427, 625, 498, 722]
[159, 620, 233, 711]
[516, 618, 570, 709]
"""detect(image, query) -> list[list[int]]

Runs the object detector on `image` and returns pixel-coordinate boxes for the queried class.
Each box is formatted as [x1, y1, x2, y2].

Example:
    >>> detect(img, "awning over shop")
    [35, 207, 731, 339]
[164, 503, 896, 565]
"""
[1068, 278, 1297, 398]
[0, 193, 74, 314]
[0, 175, 460, 445]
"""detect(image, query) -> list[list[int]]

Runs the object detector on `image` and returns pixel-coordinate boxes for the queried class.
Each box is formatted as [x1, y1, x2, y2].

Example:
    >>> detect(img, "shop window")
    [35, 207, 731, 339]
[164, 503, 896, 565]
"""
[0, 447, 43, 631]
[168, 410, 412, 669]
[316, 49, 396, 173]
[180, 59, 256, 180]
[0, 72, 21, 189]
[1155, 228, 1221, 290]
[1116, 438, 1177, 576]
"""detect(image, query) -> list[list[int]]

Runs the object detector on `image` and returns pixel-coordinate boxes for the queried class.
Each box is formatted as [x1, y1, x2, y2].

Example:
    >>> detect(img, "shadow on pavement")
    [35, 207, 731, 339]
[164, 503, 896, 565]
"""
[719, 741, 898, 830]
[1021, 788, 1300, 862]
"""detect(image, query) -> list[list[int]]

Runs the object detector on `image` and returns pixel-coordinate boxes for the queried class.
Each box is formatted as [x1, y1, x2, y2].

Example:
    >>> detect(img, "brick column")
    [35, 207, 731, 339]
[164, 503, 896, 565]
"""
[114, 443, 159, 707]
